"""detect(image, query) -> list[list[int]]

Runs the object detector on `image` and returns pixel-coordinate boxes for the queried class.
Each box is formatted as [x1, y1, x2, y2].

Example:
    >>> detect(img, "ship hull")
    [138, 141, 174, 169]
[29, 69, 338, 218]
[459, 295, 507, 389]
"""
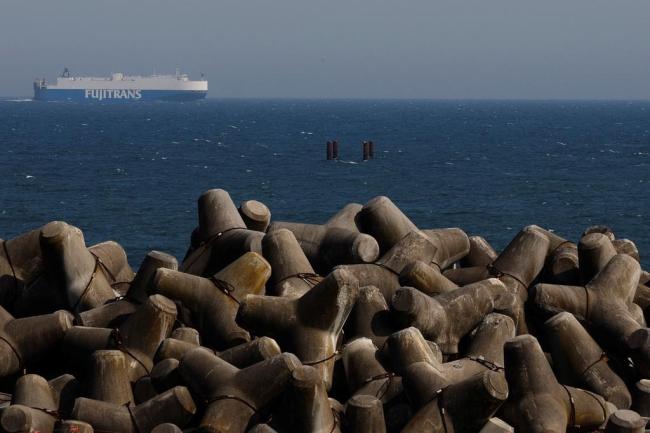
[33, 87, 207, 102]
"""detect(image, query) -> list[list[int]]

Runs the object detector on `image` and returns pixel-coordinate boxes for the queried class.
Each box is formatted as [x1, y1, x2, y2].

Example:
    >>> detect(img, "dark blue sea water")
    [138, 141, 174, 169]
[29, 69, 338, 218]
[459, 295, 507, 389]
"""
[1, 99, 649, 267]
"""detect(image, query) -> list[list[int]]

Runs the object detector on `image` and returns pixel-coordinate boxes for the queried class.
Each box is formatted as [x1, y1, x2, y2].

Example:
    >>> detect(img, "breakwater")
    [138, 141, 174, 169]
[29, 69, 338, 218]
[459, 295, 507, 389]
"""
[0, 187, 649, 432]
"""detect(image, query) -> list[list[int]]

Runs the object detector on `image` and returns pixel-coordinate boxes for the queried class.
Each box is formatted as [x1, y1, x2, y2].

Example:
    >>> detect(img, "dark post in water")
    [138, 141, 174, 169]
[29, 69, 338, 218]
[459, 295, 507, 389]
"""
[363, 141, 370, 160]
[332, 140, 339, 159]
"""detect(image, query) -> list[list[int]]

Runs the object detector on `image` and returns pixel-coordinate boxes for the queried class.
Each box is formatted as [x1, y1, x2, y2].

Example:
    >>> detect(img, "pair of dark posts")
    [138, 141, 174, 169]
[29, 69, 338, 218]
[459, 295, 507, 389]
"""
[326, 140, 375, 160]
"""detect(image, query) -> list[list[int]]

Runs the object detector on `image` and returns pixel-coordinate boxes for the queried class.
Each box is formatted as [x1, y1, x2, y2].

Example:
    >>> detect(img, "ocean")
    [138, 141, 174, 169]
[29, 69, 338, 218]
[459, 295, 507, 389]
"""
[1, 98, 649, 268]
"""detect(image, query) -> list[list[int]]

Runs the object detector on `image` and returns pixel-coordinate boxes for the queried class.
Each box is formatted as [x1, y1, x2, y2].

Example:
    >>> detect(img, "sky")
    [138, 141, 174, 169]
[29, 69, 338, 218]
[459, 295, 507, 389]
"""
[1, 0, 649, 99]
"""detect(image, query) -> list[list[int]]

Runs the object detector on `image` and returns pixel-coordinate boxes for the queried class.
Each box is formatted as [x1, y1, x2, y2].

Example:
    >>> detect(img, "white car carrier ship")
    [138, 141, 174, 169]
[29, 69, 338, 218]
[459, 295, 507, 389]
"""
[34, 68, 208, 102]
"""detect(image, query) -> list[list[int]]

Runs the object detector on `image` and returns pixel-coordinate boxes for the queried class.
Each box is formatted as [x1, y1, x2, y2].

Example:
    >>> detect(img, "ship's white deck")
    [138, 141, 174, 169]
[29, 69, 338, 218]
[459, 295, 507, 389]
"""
[48, 74, 207, 91]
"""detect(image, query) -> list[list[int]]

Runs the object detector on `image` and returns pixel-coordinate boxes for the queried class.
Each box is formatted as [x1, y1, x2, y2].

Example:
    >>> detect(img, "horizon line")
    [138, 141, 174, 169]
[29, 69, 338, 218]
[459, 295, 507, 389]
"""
[2, 95, 650, 102]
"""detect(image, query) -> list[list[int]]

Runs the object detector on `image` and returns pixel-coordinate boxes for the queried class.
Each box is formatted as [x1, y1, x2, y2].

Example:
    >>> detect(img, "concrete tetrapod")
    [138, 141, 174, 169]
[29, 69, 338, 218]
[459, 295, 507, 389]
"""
[61, 326, 120, 371]
[39, 221, 117, 313]
[178, 347, 300, 433]
[532, 254, 650, 375]
[0, 306, 73, 378]
[49, 374, 80, 417]
[398, 260, 458, 296]
[217, 337, 282, 368]
[445, 226, 564, 305]
[390, 278, 508, 355]
[77, 250, 178, 328]
[267, 202, 375, 274]
[342, 338, 402, 403]
[605, 410, 646, 433]
[266, 222, 379, 275]
[0, 227, 45, 308]
[346, 394, 387, 433]
[0, 374, 79, 429]
[546, 242, 580, 285]
[540, 228, 580, 284]
[613, 239, 641, 262]
[355, 196, 419, 254]
[181, 189, 264, 277]
[582, 225, 641, 262]
[337, 230, 437, 302]
[344, 285, 396, 348]
[544, 312, 631, 409]
[438, 369, 509, 433]
[528, 225, 575, 254]
[460, 235, 498, 268]
[156, 335, 282, 368]
[189, 187, 250, 245]
[133, 376, 158, 404]
[421, 228, 471, 271]
[501, 335, 610, 433]
[326, 203, 363, 231]
[236, 268, 359, 389]
[88, 349, 134, 406]
[72, 386, 196, 433]
[526, 226, 580, 285]
[443, 265, 492, 287]
[0, 374, 59, 433]
[488, 226, 551, 333]
[385, 313, 513, 384]
[117, 294, 177, 382]
[281, 365, 341, 433]
[439, 312, 515, 384]
[155, 336, 214, 362]
[400, 362, 508, 433]
[87, 240, 135, 293]
[154, 252, 271, 349]
[7, 230, 133, 317]
[578, 233, 618, 285]
[262, 229, 321, 298]
[428, 232, 494, 288]
[238, 200, 271, 232]
[76, 297, 137, 329]
[151, 358, 183, 394]
[382, 327, 443, 376]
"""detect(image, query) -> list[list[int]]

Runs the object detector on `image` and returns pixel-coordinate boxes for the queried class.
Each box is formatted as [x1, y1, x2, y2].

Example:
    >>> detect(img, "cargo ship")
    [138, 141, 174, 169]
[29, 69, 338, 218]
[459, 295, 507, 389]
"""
[33, 68, 208, 102]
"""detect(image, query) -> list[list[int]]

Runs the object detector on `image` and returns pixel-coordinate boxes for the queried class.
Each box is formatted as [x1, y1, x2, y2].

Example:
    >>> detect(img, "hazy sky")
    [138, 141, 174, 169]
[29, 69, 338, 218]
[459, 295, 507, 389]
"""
[1, 0, 649, 99]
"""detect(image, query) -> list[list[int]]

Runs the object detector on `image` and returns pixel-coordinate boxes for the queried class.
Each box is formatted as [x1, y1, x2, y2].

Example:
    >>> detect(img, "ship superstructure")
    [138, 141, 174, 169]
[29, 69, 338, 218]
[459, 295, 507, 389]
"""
[33, 68, 208, 102]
